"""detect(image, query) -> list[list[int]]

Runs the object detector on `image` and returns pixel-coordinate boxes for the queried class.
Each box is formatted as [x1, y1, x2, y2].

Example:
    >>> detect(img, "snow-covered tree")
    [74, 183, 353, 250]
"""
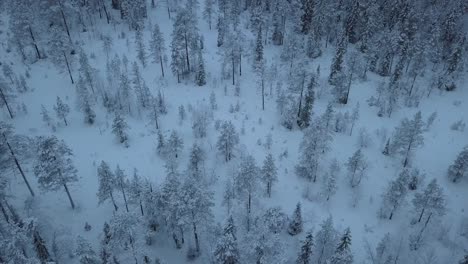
[0, 121, 35, 196]
[97, 161, 118, 211]
[322, 159, 339, 201]
[0, 77, 16, 119]
[187, 143, 205, 179]
[53, 96, 70, 126]
[297, 76, 315, 129]
[47, 25, 74, 84]
[75, 236, 100, 264]
[447, 146, 468, 183]
[235, 154, 259, 231]
[345, 149, 368, 188]
[167, 130, 184, 158]
[391, 111, 425, 167]
[78, 50, 96, 95]
[261, 154, 278, 198]
[112, 113, 129, 147]
[315, 216, 338, 264]
[108, 211, 140, 262]
[412, 179, 446, 223]
[329, 228, 353, 264]
[40, 105, 54, 130]
[135, 28, 147, 67]
[128, 169, 146, 216]
[195, 49, 206, 86]
[203, 0, 214, 30]
[149, 23, 166, 77]
[296, 230, 314, 264]
[114, 165, 129, 212]
[379, 169, 410, 220]
[34, 136, 78, 209]
[214, 216, 240, 264]
[288, 202, 303, 236]
[296, 118, 333, 182]
[217, 121, 240, 162]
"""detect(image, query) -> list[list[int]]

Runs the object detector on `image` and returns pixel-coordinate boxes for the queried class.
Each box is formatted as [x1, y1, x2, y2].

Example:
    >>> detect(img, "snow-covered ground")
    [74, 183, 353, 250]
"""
[1, 2, 467, 264]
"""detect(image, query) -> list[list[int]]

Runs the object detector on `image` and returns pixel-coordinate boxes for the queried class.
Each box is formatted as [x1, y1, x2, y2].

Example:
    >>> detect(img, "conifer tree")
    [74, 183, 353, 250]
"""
[315, 216, 338, 264]
[114, 165, 129, 212]
[447, 146, 468, 183]
[0, 77, 15, 119]
[329, 228, 353, 264]
[253, 26, 265, 75]
[97, 161, 118, 211]
[128, 169, 145, 216]
[329, 31, 347, 85]
[412, 179, 446, 223]
[235, 155, 259, 231]
[322, 159, 339, 201]
[391, 111, 425, 167]
[203, 0, 214, 30]
[135, 28, 147, 67]
[214, 216, 240, 264]
[261, 153, 278, 198]
[150, 23, 166, 77]
[112, 113, 129, 147]
[298, 76, 315, 128]
[54, 96, 70, 126]
[288, 202, 303, 236]
[346, 149, 368, 188]
[75, 236, 100, 264]
[379, 169, 410, 220]
[34, 136, 78, 209]
[296, 230, 314, 264]
[78, 50, 96, 95]
[167, 130, 184, 158]
[195, 49, 206, 86]
[216, 121, 240, 162]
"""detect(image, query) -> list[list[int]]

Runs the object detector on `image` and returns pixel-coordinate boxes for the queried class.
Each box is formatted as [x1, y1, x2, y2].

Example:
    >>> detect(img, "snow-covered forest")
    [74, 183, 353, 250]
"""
[0, 0, 467, 263]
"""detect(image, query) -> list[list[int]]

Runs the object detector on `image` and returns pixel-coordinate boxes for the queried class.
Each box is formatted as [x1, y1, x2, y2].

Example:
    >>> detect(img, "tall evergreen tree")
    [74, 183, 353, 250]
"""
[97, 161, 118, 211]
[114, 165, 129, 212]
[412, 179, 446, 223]
[112, 113, 129, 147]
[329, 228, 353, 264]
[447, 146, 468, 183]
[296, 230, 314, 264]
[214, 216, 240, 264]
[149, 23, 166, 77]
[34, 136, 79, 209]
[53, 96, 70, 126]
[288, 202, 303, 236]
[235, 154, 259, 231]
[216, 121, 240, 162]
[261, 153, 278, 198]
[379, 169, 410, 220]
[391, 111, 425, 167]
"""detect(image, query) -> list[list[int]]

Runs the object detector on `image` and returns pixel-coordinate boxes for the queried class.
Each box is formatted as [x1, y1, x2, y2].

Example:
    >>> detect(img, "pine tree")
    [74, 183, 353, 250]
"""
[40, 105, 54, 129]
[459, 255, 468, 264]
[112, 113, 129, 147]
[119, 73, 133, 115]
[235, 155, 259, 231]
[114, 165, 129, 212]
[329, 31, 347, 85]
[75, 236, 100, 264]
[447, 146, 468, 183]
[97, 161, 118, 211]
[349, 103, 359, 136]
[295, 118, 333, 182]
[78, 50, 96, 95]
[167, 130, 184, 158]
[216, 121, 240, 162]
[288, 202, 303, 236]
[322, 159, 339, 201]
[261, 153, 278, 198]
[188, 143, 205, 179]
[203, 0, 214, 30]
[298, 76, 315, 128]
[346, 149, 368, 188]
[0, 77, 15, 119]
[253, 26, 265, 75]
[296, 230, 314, 264]
[391, 111, 425, 167]
[128, 169, 145, 216]
[48, 25, 74, 84]
[329, 228, 353, 264]
[300, 0, 315, 34]
[315, 216, 338, 264]
[379, 169, 410, 220]
[156, 129, 166, 156]
[76, 75, 95, 125]
[195, 49, 206, 86]
[34, 136, 78, 209]
[214, 216, 240, 264]
[412, 179, 446, 223]
[135, 28, 147, 67]
[149, 23, 166, 77]
[0, 121, 35, 197]
[54, 96, 70, 126]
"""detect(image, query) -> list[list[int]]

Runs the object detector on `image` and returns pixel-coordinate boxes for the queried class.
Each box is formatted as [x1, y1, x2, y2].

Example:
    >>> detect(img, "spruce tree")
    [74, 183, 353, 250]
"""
[149, 23, 166, 77]
[235, 155, 259, 231]
[195, 49, 206, 86]
[214, 217, 240, 264]
[447, 146, 468, 182]
[379, 169, 410, 220]
[329, 228, 353, 264]
[216, 121, 240, 162]
[298, 76, 315, 128]
[34, 136, 79, 209]
[54, 96, 70, 126]
[112, 113, 129, 147]
[288, 202, 303, 236]
[297, 230, 314, 264]
[261, 153, 278, 198]
[391, 111, 425, 167]
[114, 165, 129, 212]
[412, 179, 446, 223]
[329, 31, 347, 85]
[97, 161, 118, 211]
[346, 149, 368, 188]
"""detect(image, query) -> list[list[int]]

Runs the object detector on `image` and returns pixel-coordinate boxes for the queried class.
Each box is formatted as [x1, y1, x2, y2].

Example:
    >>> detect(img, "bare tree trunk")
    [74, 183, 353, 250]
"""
[160, 54, 165, 77]
[110, 191, 118, 211]
[58, 0, 73, 44]
[239, 54, 242, 76]
[63, 183, 75, 209]
[120, 183, 129, 212]
[3, 133, 35, 196]
[0, 86, 14, 119]
[184, 32, 190, 71]
[100, 0, 110, 24]
[232, 53, 235, 85]
[261, 77, 265, 110]
[0, 200, 9, 223]
[139, 199, 144, 216]
[192, 211, 200, 253]
[63, 51, 74, 84]
[28, 26, 41, 59]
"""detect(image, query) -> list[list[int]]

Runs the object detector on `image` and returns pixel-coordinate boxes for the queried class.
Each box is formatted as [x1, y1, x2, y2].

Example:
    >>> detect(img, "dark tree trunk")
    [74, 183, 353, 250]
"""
[160, 54, 165, 77]
[110, 191, 118, 211]
[0, 86, 14, 119]
[139, 200, 144, 216]
[262, 78, 265, 110]
[28, 26, 41, 59]
[63, 183, 75, 209]
[63, 51, 74, 84]
[3, 133, 35, 196]
[58, 0, 73, 44]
